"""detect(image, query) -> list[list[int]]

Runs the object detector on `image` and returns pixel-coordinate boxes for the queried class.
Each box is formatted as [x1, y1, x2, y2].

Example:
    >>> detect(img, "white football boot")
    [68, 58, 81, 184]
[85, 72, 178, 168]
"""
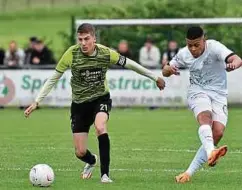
[101, 174, 113, 183]
[81, 154, 98, 179]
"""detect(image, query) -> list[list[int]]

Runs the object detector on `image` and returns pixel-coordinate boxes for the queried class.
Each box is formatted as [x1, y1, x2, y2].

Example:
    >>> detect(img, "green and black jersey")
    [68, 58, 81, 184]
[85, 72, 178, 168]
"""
[56, 44, 125, 103]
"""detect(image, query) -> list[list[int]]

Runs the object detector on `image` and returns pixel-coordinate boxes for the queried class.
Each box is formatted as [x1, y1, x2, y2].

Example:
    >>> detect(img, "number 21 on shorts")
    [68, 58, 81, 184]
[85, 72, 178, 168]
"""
[100, 104, 108, 111]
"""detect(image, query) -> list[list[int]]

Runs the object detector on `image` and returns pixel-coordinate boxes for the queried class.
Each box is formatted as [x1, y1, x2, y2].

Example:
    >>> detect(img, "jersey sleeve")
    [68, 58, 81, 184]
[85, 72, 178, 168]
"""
[212, 40, 234, 63]
[169, 50, 186, 68]
[109, 49, 127, 67]
[55, 47, 73, 73]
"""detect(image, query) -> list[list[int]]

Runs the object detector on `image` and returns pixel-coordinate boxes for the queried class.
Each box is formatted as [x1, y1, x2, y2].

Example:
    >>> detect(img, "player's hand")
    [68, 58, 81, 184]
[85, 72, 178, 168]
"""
[162, 65, 180, 77]
[226, 62, 241, 72]
[170, 65, 180, 75]
[156, 77, 166, 90]
[24, 102, 38, 118]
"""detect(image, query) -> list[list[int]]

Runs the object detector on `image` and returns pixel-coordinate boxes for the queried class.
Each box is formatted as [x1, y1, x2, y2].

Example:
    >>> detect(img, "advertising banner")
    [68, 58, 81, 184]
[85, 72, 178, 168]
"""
[0, 69, 241, 107]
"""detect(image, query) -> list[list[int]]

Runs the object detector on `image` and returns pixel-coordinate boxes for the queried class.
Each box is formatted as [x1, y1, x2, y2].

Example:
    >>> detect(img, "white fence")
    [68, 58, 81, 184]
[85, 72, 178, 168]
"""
[0, 69, 242, 107]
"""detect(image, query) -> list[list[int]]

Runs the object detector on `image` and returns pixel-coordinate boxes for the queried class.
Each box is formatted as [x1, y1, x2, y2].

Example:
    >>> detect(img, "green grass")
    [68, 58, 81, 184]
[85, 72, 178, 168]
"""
[1, 0, 241, 60]
[0, 108, 242, 189]
[0, 0, 131, 59]
[0, 6, 95, 59]
[0, 0, 128, 12]
[0, 15, 71, 59]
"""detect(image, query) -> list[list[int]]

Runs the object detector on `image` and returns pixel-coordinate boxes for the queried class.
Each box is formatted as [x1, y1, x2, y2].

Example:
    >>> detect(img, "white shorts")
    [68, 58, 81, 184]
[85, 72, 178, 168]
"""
[187, 91, 228, 126]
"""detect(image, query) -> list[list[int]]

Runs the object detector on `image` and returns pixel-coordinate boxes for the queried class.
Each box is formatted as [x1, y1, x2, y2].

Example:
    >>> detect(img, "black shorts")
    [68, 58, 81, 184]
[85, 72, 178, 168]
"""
[70, 93, 112, 133]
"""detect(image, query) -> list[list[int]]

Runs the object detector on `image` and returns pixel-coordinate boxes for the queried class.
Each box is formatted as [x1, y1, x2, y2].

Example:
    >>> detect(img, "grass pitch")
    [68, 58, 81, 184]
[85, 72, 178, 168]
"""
[0, 108, 241, 190]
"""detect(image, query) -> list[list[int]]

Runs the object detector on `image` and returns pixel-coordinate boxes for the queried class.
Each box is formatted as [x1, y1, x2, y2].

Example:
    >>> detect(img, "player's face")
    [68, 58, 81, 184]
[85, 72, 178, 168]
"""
[77, 33, 96, 55]
[186, 37, 205, 58]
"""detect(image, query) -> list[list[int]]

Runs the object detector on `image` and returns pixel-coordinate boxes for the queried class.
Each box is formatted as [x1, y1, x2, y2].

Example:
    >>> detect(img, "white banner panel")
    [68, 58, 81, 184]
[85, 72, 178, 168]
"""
[0, 69, 241, 107]
[107, 70, 189, 106]
[227, 68, 242, 103]
[0, 70, 72, 106]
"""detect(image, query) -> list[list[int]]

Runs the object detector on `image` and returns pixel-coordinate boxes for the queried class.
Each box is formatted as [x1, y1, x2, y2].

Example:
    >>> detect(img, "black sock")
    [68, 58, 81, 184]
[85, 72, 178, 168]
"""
[98, 133, 110, 177]
[77, 149, 96, 165]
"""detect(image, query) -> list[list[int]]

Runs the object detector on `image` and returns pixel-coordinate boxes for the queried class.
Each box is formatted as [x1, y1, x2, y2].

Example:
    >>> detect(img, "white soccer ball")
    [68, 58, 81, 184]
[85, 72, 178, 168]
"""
[29, 164, 55, 187]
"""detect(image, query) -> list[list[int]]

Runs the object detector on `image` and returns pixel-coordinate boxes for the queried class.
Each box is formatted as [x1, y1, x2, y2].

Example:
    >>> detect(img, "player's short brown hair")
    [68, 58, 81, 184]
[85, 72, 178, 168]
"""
[77, 23, 95, 36]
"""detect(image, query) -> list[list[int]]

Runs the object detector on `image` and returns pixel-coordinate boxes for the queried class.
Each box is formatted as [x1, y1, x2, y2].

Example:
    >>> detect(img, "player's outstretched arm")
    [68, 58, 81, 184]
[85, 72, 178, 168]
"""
[226, 54, 242, 72]
[24, 45, 72, 118]
[162, 65, 180, 77]
[124, 58, 165, 90]
[24, 71, 63, 118]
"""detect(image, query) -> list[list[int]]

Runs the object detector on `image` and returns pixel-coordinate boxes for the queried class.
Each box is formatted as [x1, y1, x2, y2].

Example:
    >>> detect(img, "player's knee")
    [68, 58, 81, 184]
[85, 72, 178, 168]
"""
[95, 118, 107, 135]
[95, 114, 108, 135]
[197, 111, 213, 125]
[95, 123, 107, 135]
[75, 148, 86, 158]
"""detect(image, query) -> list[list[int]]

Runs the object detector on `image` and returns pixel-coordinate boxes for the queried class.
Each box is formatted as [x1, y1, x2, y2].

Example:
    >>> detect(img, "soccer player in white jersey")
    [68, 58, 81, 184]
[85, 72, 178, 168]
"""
[162, 26, 242, 183]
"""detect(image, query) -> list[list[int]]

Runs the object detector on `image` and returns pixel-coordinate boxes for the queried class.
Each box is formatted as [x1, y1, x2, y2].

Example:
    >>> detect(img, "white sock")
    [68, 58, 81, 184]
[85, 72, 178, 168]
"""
[186, 145, 207, 176]
[198, 125, 214, 157]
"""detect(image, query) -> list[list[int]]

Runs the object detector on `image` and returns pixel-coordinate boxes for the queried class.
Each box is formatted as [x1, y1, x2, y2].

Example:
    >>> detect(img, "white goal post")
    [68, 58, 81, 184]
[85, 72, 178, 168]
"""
[75, 18, 242, 41]
[75, 18, 242, 26]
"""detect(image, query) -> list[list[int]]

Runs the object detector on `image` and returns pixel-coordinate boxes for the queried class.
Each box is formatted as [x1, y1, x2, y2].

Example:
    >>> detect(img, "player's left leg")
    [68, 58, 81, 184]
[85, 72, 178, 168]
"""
[190, 94, 226, 166]
[210, 95, 228, 166]
[176, 94, 228, 183]
[211, 121, 227, 163]
[176, 124, 226, 183]
[176, 92, 227, 183]
[176, 123, 226, 183]
[94, 94, 113, 183]
[95, 112, 112, 183]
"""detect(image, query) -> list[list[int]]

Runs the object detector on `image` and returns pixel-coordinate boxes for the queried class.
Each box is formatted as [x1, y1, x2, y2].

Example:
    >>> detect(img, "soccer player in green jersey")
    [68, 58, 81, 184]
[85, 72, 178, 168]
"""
[24, 23, 165, 183]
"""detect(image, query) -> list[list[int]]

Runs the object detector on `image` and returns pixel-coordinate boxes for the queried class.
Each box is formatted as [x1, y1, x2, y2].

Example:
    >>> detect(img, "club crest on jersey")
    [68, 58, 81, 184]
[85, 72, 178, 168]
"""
[203, 56, 212, 65]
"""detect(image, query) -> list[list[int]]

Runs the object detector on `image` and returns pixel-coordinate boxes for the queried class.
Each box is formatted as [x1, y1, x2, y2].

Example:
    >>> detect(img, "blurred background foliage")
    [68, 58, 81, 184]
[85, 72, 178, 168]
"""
[1, 0, 242, 61]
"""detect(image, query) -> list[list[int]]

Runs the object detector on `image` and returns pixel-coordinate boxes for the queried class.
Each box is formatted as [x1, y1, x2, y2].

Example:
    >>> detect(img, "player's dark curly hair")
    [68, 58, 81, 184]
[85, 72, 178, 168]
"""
[77, 23, 95, 36]
[186, 26, 204, 40]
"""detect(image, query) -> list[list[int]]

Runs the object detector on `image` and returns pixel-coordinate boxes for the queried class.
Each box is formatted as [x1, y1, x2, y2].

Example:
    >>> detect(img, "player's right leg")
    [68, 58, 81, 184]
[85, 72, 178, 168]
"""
[189, 93, 226, 166]
[176, 120, 227, 183]
[71, 102, 97, 179]
[73, 133, 97, 179]
[176, 93, 227, 183]
[176, 121, 227, 183]
[175, 145, 206, 183]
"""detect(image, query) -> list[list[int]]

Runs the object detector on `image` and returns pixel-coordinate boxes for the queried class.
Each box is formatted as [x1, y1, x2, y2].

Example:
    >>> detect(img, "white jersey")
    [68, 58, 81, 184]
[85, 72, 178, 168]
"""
[169, 39, 233, 96]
